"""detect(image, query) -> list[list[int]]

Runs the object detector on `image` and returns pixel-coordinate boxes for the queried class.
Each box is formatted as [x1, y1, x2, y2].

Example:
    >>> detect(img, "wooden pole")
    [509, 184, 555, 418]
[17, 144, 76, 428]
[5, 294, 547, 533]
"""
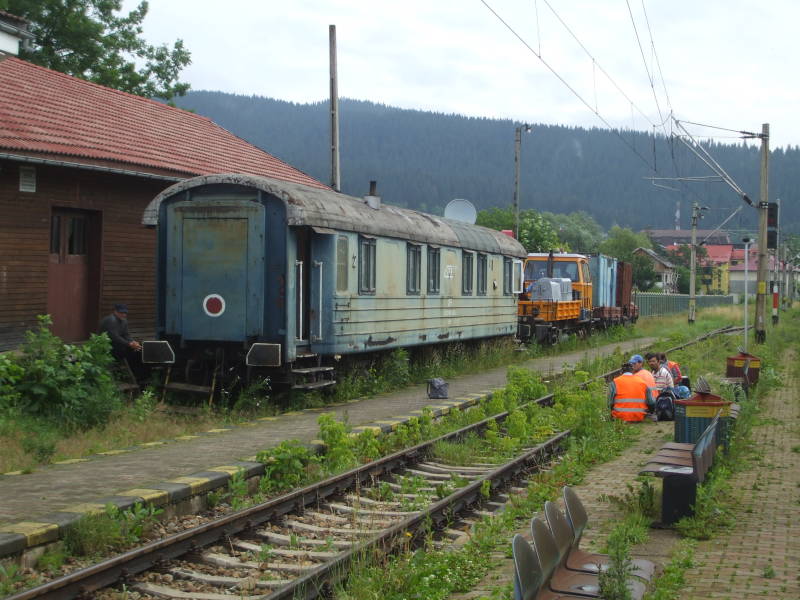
[329, 25, 341, 192]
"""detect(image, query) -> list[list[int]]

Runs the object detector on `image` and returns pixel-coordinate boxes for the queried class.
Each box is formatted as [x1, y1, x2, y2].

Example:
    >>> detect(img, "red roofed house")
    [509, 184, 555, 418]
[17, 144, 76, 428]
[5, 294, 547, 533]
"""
[0, 20, 326, 350]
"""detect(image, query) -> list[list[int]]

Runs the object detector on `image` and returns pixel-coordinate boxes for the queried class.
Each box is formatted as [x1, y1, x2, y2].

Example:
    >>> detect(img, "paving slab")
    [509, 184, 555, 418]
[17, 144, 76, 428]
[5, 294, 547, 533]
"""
[680, 354, 800, 600]
[455, 348, 800, 600]
[0, 338, 652, 534]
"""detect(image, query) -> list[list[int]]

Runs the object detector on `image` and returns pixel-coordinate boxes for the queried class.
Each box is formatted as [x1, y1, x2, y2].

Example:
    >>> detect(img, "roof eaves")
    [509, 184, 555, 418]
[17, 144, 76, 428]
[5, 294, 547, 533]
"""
[0, 151, 185, 182]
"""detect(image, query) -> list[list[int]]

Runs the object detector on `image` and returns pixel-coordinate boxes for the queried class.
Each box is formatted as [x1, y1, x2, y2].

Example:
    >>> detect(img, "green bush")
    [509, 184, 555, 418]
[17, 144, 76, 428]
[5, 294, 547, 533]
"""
[5, 315, 121, 430]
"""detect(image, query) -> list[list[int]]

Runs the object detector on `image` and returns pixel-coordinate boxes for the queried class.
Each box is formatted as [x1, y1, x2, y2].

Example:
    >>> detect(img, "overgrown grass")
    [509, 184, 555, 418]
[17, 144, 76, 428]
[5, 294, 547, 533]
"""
[0, 304, 752, 474]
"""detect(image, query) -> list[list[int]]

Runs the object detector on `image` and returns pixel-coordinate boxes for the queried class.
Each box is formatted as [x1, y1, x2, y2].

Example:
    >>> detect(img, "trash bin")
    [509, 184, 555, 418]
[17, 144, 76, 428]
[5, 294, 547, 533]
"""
[726, 352, 761, 385]
[674, 397, 731, 444]
[717, 403, 740, 450]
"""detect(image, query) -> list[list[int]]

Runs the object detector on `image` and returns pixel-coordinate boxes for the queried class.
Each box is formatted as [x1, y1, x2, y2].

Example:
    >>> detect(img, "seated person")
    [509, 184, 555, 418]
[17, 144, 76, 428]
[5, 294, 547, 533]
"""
[646, 352, 674, 392]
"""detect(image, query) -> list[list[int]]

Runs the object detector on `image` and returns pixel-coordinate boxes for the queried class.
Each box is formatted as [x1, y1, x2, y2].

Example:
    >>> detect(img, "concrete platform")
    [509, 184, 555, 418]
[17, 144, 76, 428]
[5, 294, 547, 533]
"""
[0, 337, 653, 558]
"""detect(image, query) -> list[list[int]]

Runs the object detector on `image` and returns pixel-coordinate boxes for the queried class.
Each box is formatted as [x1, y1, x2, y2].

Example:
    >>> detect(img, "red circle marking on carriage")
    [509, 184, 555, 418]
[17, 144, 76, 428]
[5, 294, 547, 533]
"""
[203, 294, 226, 317]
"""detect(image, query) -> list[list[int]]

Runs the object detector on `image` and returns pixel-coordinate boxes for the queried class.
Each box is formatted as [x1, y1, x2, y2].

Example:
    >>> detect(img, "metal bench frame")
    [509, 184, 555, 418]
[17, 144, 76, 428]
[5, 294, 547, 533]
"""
[639, 413, 721, 525]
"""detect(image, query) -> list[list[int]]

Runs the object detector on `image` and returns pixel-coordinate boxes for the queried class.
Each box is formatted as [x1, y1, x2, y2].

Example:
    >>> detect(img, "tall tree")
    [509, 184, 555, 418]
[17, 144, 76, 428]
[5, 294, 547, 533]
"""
[476, 206, 560, 252]
[2, 0, 191, 99]
[598, 226, 656, 290]
[543, 210, 605, 254]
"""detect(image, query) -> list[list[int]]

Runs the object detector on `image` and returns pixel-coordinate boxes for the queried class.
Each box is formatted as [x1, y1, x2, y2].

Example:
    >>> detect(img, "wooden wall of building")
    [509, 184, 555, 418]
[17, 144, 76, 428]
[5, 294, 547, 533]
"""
[0, 159, 171, 350]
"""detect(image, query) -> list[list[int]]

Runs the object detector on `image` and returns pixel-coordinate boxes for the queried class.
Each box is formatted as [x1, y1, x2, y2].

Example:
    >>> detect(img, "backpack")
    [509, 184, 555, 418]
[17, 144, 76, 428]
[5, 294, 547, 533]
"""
[655, 391, 675, 422]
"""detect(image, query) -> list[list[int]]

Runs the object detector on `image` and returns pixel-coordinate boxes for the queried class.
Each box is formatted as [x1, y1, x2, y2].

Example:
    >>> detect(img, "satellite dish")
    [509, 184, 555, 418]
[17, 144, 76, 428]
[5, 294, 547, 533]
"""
[444, 198, 477, 224]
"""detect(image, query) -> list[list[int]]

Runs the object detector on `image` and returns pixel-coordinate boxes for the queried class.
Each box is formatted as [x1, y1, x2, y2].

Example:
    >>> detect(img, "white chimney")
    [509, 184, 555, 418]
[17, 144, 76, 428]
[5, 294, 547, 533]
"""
[364, 180, 381, 210]
[0, 11, 34, 56]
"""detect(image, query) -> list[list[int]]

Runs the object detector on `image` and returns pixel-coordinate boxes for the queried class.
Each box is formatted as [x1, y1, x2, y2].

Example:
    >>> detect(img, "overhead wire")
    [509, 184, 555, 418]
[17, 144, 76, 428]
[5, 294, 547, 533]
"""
[625, 0, 668, 139]
[541, 0, 658, 129]
[640, 0, 672, 115]
[478, 0, 659, 171]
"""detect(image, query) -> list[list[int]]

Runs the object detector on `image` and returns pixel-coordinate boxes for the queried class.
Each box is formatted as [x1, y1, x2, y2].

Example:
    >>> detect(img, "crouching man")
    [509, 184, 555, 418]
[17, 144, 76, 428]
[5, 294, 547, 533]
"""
[608, 362, 653, 422]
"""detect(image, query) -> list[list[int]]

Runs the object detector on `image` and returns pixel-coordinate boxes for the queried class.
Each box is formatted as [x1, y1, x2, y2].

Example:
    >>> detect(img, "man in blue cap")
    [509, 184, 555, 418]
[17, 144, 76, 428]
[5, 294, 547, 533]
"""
[629, 353, 656, 397]
[99, 303, 142, 361]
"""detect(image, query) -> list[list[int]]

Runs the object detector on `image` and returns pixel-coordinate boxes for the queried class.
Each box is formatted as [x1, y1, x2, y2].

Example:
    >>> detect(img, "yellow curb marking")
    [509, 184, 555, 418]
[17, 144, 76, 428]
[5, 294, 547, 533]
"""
[375, 419, 405, 431]
[117, 488, 170, 505]
[52, 458, 89, 465]
[207, 466, 244, 476]
[349, 426, 382, 436]
[204, 429, 232, 434]
[168, 476, 211, 494]
[175, 435, 199, 441]
[62, 502, 108, 516]
[309, 439, 325, 447]
[97, 449, 130, 456]
[258, 416, 278, 421]
[139, 441, 166, 447]
[282, 411, 303, 416]
[0, 522, 59, 545]
[3, 470, 24, 476]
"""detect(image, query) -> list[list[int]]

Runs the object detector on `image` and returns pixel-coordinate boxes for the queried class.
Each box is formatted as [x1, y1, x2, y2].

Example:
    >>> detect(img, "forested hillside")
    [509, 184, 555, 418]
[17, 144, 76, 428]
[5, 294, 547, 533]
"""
[174, 91, 799, 233]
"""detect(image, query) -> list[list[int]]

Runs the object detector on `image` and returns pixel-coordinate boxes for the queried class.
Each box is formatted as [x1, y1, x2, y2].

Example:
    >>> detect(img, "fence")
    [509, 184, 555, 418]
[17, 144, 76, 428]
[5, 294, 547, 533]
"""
[635, 292, 735, 317]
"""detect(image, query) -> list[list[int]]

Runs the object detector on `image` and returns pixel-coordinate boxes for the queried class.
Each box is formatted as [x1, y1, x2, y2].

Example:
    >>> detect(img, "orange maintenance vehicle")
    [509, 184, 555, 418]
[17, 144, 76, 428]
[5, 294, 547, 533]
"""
[517, 252, 638, 344]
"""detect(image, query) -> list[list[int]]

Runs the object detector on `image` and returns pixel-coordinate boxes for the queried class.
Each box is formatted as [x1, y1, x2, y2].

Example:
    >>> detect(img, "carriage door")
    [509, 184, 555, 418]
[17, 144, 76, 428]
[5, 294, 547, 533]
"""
[295, 228, 311, 342]
[47, 209, 100, 342]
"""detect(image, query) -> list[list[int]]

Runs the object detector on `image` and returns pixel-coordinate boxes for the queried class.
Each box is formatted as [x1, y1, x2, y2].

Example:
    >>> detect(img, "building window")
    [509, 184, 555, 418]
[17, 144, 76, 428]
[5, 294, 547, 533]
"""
[477, 253, 487, 295]
[427, 246, 440, 294]
[503, 257, 513, 295]
[462, 251, 474, 295]
[406, 243, 421, 294]
[336, 236, 349, 293]
[359, 236, 376, 294]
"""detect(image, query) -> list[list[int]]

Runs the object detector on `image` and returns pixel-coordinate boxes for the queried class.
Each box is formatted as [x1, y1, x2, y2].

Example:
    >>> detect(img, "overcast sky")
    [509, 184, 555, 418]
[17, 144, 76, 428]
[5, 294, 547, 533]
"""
[127, 0, 799, 149]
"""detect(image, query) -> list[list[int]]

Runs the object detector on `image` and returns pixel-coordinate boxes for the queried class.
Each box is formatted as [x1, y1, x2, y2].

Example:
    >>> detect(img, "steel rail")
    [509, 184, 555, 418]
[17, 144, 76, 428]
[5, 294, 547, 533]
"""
[7, 396, 556, 600]
[8, 323, 739, 600]
[268, 430, 571, 600]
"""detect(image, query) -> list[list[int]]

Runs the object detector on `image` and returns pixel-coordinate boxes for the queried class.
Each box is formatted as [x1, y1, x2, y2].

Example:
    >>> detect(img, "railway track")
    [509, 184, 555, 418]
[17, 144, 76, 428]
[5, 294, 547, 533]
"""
[8, 394, 567, 600]
[7, 324, 741, 600]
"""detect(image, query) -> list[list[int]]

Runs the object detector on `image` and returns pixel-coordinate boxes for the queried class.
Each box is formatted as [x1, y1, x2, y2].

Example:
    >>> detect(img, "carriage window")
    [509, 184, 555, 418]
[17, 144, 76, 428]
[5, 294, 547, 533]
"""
[406, 243, 421, 295]
[462, 251, 474, 295]
[359, 236, 376, 294]
[336, 236, 349, 292]
[477, 253, 487, 296]
[503, 257, 513, 295]
[427, 246, 440, 294]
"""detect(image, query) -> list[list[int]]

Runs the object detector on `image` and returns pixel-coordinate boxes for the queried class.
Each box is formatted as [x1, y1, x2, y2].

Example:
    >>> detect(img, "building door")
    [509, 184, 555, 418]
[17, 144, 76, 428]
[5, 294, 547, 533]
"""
[47, 209, 99, 342]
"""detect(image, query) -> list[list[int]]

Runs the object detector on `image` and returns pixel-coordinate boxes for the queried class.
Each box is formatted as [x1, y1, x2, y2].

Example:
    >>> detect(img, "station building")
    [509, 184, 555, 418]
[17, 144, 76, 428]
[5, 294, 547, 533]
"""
[0, 13, 326, 350]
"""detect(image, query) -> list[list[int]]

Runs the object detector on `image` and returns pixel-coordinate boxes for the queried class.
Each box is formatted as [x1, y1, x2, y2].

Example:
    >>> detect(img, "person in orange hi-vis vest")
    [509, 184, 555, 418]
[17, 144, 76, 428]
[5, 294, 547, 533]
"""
[608, 362, 653, 422]
[629, 354, 657, 397]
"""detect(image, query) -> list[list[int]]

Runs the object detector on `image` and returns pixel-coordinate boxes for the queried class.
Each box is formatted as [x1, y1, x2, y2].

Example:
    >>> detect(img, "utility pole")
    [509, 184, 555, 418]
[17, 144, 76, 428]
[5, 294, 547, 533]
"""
[513, 124, 531, 239]
[329, 25, 341, 192]
[742, 237, 752, 354]
[772, 198, 780, 324]
[755, 123, 769, 343]
[688, 202, 699, 324]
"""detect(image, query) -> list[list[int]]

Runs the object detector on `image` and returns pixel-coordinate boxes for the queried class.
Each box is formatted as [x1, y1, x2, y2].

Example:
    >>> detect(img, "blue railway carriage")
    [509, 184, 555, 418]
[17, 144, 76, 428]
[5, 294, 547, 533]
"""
[141, 174, 526, 390]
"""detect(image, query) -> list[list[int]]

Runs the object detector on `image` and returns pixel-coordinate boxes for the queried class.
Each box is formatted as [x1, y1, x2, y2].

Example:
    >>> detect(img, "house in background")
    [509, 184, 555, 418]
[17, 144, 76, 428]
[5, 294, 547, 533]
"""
[633, 247, 678, 293]
[645, 229, 731, 247]
[699, 244, 733, 294]
[0, 19, 326, 350]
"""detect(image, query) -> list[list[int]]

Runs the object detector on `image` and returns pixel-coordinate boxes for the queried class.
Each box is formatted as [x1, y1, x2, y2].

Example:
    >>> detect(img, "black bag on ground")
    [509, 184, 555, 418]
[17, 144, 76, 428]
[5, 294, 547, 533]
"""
[427, 378, 448, 399]
[655, 390, 676, 422]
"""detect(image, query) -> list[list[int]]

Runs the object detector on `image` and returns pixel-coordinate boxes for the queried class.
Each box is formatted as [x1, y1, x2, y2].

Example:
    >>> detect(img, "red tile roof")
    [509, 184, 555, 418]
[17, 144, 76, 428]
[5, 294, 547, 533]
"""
[702, 244, 733, 264]
[0, 56, 327, 187]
